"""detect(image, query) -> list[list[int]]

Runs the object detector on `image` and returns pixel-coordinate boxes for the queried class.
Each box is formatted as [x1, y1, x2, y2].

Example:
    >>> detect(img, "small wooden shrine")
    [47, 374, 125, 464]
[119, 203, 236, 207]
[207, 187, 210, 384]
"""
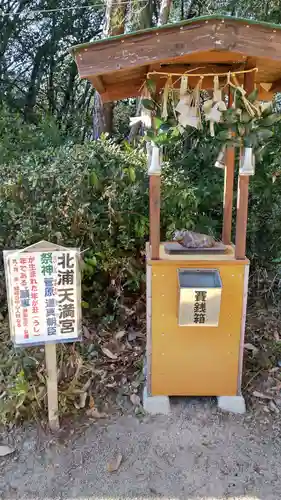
[71, 16, 281, 411]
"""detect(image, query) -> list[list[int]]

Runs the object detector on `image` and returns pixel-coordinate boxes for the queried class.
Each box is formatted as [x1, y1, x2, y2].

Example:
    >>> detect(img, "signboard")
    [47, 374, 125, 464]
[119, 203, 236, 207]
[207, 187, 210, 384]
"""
[4, 242, 82, 346]
[178, 269, 222, 327]
[178, 287, 221, 327]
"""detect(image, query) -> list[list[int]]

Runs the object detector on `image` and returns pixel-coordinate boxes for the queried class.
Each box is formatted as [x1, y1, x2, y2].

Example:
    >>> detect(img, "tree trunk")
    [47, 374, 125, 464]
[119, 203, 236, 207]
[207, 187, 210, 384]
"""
[129, 0, 172, 143]
[103, 0, 128, 36]
[82, 88, 94, 142]
[103, 0, 129, 134]
[24, 42, 48, 121]
[92, 92, 105, 139]
[158, 0, 172, 25]
[57, 61, 78, 127]
[278, 0, 281, 23]
[127, 0, 154, 143]
[130, 0, 153, 31]
[186, 0, 198, 19]
[181, 0, 184, 20]
[47, 16, 56, 115]
[92, 0, 128, 138]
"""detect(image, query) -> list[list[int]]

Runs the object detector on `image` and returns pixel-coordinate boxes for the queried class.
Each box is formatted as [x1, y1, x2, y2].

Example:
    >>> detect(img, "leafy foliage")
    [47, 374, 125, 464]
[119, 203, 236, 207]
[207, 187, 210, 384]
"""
[164, 123, 281, 268]
[0, 136, 197, 323]
[0, 106, 66, 163]
[217, 94, 281, 157]
[1, 0, 103, 138]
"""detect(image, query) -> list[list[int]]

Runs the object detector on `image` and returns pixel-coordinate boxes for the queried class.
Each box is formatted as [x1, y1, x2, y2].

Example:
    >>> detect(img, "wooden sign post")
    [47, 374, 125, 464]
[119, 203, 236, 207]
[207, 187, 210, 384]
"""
[4, 241, 82, 431]
[45, 343, 59, 431]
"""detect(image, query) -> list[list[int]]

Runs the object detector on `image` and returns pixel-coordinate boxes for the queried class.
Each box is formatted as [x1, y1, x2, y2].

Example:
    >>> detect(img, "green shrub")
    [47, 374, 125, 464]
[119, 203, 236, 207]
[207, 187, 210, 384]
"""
[0, 137, 197, 325]
[0, 106, 66, 164]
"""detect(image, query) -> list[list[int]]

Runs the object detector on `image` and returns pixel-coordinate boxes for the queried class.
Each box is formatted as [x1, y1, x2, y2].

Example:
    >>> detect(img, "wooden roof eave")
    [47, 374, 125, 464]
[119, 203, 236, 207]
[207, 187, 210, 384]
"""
[71, 15, 281, 102]
[70, 15, 281, 60]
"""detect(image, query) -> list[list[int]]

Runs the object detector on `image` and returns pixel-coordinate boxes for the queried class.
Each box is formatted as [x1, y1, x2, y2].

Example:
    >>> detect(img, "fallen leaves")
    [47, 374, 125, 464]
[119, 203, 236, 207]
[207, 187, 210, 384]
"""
[0, 445, 15, 457]
[243, 298, 281, 416]
[84, 392, 108, 418]
[86, 407, 107, 419]
[244, 343, 259, 355]
[101, 347, 118, 360]
[273, 331, 280, 342]
[107, 453, 123, 473]
[115, 330, 127, 340]
[74, 379, 93, 409]
[74, 392, 87, 409]
[0, 293, 146, 424]
[130, 394, 141, 406]
[252, 391, 272, 400]
[82, 325, 91, 339]
[269, 400, 280, 413]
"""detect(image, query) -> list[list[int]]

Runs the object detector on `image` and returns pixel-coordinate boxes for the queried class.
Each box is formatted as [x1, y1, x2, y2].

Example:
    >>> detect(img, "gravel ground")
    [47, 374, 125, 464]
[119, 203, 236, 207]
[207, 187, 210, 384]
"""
[1, 398, 280, 500]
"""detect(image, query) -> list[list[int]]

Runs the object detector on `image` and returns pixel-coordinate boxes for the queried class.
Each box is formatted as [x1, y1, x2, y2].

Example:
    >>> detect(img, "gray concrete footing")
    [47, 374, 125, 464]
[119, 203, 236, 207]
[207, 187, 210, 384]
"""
[217, 395, 246, 414]
[142, 386, 171, 415]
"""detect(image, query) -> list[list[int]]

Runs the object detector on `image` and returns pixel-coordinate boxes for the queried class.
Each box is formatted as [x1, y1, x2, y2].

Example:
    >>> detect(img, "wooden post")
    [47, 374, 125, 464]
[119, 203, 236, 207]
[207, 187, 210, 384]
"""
[235, 175, 249, 259]
[149, 175, 161, 259]
[222, 89, 235, 245]
[235, 68, 255, 259]
[45, 343, 59, 431]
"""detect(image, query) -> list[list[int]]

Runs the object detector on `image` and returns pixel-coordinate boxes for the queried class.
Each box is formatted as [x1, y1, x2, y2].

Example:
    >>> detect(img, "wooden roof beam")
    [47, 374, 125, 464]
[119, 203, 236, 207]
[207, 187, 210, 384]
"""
[73, 19, 281, 78]
[101, 80, 142, 102]
[270, 79, 281, 92]
[90, 76, 106, 93]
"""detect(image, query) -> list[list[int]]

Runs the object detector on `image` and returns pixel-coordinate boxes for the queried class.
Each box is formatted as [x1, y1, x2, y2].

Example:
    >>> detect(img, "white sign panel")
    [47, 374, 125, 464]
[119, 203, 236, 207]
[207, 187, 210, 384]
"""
[4, 245, 82, 346]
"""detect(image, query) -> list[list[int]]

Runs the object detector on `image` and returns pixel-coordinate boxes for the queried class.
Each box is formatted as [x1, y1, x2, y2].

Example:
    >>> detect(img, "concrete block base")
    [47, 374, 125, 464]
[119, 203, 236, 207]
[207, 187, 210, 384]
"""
[143, 386, 171, 415]
[217, 395, 246, 414]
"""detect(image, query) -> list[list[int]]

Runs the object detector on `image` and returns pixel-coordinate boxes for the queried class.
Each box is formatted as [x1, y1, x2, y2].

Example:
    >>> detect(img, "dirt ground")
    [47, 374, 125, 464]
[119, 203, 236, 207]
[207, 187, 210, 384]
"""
[1, 398, 280, 500]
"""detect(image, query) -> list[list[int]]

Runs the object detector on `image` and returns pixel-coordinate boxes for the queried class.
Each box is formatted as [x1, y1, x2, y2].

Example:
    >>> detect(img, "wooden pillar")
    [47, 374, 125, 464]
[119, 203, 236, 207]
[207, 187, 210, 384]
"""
[222, 89, 235, 245]
[235, 68, 255, 259]
[235, 174, 249, 259]
[149, 175, 160, 259]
